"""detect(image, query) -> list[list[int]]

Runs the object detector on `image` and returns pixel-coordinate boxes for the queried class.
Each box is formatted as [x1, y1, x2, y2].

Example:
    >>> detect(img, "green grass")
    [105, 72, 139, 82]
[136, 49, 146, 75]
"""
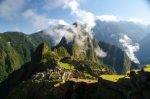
[127, 69, 140, 74]
[144, 68, 150, 72]
[59, 62, 75, 70]
[144, 64, 150, 72]
[100, 75, 124, 82]
[83, 71, 92, 78]
[127, 64, 150, 73]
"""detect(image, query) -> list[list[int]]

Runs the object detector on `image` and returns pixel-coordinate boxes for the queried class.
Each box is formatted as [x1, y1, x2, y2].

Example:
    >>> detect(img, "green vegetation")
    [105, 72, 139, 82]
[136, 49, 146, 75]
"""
[59, 62, 75, 70]
[83, 71, 92, 78]
[0, 32, 52, 83]
[126, 64, 150, 74]
[145, 65, 150, 72]
[0, 30, 133, 84]
[2, 39, 150, 99]
[100, 75, 124, 82]
[54, 47, 70, 57]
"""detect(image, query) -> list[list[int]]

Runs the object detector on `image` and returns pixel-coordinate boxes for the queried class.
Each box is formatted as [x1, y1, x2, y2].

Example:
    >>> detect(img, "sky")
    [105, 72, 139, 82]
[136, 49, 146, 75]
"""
[0, 0, 150, 34]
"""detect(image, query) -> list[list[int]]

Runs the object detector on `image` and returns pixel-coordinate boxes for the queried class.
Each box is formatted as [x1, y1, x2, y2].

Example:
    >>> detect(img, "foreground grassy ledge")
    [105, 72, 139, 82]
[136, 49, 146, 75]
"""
[100, 75, 124, 82]
[58, 62, 150, 83]
[100, 64, 150, 82]
[59, 61, 150, 83]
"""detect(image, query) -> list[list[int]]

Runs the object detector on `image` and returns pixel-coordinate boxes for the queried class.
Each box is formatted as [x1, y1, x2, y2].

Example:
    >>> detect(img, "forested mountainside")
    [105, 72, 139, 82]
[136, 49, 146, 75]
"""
[0, 32, 52, 82]
[0, 23, 133, 83]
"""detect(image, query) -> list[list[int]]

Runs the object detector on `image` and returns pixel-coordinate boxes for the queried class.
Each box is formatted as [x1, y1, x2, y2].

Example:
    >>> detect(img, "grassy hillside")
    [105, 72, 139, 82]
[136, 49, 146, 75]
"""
[0, 32, 52, 83]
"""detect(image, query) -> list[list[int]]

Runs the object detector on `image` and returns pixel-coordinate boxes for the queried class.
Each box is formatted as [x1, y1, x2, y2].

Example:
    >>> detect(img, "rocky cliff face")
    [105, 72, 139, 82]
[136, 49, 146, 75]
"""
[99, 41, 131, 74]
[57, 35, 131, 74]
[55, 23, 100, 63]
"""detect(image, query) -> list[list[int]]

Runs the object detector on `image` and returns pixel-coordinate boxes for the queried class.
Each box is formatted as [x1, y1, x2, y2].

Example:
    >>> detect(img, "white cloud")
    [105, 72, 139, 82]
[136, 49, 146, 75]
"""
[63, 0, 96, 36]
[43, 0, 80, 11]
[94, 47, 107, 58]
[96, 15, 150, 25]
[43, 24, 84, 46]
[44, 26, 67, 45]
[42, 0, 107, 57]
[23, 9, 68, 30]
[64, 0, 80, 11]
[127, 18, 145, 24]
[72, 9, 96, 34]
[0, 0, 26, 18]
[44, 0, 96, 34]
[67, 0, 79, 11]
[96, 15, 119, 22]
[119, 34, 140, 64]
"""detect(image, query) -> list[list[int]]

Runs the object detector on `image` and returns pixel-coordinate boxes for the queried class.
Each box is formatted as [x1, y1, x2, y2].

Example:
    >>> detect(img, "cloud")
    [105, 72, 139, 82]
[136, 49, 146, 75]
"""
[96, 15, 150, 25]
[119, 34, 140, 64]
[23, 9, 68, 30]
[44, 26, 67, 46]
[96, 15, 119, 22]
[94, 47, 107, 58]
[43, 0, 96, 36]
[0, 0, 26, 18]
[22, 0, 106, 58]
[63, 0, 96, 36]
[42, 0, 107, 58]
[43, 23, 83, 46]
[72, 9, 96, 34]
[43, 0, 80, 11]
[127, 18, 145, 24]
[66, 0, 79, 11]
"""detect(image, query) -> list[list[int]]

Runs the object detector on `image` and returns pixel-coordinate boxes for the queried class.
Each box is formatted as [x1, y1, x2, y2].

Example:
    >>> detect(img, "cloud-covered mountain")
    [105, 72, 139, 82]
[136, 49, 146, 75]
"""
[93, 20, 150, 64]
[93, 20, 149, 43]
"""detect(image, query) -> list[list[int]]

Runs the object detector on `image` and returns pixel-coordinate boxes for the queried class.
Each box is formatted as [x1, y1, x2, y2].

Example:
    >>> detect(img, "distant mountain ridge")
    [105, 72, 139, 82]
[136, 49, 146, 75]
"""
[93, 20, 150, 65]
[93, 20, 149, 44]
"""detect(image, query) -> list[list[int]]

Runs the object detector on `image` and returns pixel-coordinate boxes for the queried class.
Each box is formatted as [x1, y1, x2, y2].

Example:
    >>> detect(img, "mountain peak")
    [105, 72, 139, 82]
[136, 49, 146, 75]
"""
[32, 43, 49, 63]
[72, 22, 84, 30]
